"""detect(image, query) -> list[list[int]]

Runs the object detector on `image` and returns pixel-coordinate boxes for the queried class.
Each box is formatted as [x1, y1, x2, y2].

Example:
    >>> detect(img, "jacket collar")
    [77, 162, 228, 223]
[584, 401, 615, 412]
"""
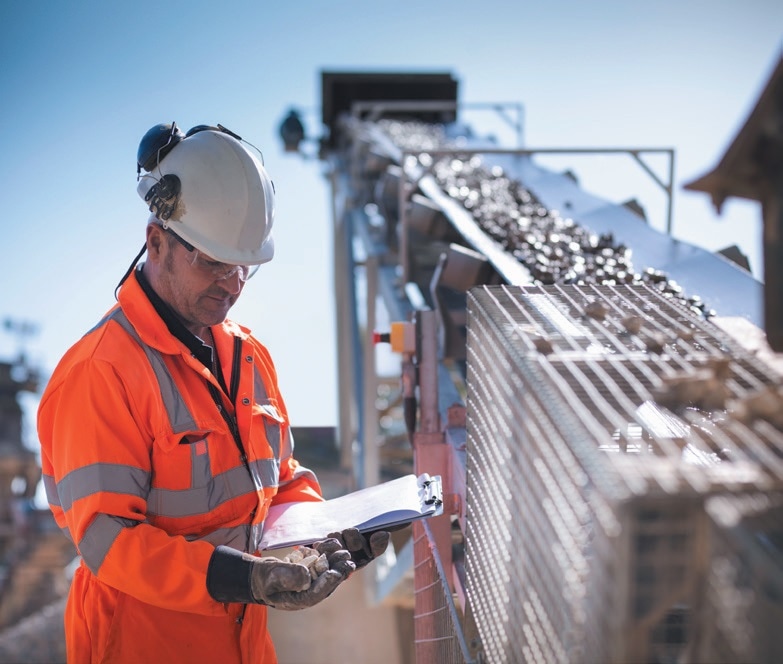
[117, 266, 204, 359]
[117, 266, 252, 355]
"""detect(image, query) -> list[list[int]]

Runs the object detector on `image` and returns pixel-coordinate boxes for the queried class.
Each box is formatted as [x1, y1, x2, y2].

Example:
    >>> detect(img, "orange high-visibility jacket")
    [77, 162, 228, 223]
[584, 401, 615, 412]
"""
[37, 269, 323, 664]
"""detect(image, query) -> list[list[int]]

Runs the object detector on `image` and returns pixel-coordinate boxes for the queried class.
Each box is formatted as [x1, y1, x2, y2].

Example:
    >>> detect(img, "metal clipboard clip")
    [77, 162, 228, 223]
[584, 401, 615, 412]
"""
[418, 473, 444, 512]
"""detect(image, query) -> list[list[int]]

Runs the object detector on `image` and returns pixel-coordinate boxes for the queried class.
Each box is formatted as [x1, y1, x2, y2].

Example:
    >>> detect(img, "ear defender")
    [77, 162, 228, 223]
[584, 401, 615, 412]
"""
[137, 122, 185, 174]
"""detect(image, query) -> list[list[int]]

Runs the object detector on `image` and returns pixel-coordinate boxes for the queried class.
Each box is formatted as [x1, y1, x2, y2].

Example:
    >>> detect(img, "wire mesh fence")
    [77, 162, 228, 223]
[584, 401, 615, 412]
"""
[464, 283, 783, 662]
[413, 520, 478, 663]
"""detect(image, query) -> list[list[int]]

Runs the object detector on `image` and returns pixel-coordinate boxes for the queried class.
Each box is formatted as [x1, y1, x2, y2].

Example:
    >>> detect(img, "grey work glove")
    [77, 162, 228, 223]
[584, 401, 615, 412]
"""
[318, 528, 390, 570]
[308, 537, 360, 576]
[206, 544, 355, 609]
[249, 547, 355, 611]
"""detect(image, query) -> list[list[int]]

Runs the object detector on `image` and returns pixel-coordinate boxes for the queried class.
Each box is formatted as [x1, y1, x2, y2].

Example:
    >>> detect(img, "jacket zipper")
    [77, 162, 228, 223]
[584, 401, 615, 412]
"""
[229, 337, 242, 404]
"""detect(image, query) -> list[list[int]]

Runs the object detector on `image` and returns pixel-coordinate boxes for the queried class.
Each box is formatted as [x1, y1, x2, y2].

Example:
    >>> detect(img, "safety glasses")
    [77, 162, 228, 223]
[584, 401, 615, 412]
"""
[164, 227, 260, 282]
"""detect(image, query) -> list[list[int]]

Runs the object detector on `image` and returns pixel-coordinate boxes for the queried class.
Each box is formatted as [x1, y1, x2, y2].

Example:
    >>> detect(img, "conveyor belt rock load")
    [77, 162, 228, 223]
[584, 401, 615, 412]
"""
[371, 119, 713, 318]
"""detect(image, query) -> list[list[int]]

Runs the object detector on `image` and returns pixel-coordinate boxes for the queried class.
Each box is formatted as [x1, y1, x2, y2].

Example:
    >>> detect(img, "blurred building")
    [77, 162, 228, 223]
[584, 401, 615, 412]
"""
[0, 352, 76, 663]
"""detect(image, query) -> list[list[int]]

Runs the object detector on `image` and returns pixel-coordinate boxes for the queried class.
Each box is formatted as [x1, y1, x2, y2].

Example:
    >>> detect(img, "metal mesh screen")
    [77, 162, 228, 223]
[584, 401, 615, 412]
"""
[464, 283, 783, 663]
[699, 492, 783, 662]
[413, 521, 475, 663]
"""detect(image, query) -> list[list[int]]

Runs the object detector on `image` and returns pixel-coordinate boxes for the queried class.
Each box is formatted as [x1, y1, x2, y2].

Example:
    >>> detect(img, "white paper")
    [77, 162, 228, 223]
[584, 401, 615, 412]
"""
[259, 473, 442, 550]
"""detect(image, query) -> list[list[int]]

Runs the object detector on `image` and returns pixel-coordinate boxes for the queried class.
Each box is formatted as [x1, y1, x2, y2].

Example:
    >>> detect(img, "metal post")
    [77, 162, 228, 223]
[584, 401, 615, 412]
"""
[330, 169, 358, 470]
[362, 249, 380, 488]
[417, 310, 440, 434]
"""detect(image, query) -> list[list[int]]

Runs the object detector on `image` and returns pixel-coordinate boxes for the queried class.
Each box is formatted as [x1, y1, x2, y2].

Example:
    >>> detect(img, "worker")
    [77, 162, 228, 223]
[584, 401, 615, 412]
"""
[37, 122, 390, 663]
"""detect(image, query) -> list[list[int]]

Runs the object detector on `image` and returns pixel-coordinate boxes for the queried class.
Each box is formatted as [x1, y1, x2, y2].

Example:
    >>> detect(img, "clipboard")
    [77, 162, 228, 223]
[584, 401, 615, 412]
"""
[259, 473, 444, 550]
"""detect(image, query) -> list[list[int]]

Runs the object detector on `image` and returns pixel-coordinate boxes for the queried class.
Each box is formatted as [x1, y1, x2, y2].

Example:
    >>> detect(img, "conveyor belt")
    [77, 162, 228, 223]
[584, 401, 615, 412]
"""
[364, 119, 763, 325]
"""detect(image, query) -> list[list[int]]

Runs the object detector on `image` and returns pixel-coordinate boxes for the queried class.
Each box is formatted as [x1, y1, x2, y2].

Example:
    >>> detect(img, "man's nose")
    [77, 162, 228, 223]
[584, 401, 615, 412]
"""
[216, 270, 243, 293]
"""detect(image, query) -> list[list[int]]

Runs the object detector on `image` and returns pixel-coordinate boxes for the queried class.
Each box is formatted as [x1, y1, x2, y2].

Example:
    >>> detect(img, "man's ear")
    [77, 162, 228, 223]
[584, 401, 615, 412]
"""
[146, 224, 165, 260]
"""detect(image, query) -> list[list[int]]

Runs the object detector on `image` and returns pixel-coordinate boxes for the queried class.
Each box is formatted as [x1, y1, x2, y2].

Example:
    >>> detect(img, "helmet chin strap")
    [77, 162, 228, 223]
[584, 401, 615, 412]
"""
[115, 242, 148, 300]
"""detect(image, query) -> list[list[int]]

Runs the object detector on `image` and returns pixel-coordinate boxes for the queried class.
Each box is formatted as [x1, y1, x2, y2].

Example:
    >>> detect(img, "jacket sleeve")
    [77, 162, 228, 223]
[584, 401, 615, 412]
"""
[251, 341, 323, 507]
[38, 357, 225, 617]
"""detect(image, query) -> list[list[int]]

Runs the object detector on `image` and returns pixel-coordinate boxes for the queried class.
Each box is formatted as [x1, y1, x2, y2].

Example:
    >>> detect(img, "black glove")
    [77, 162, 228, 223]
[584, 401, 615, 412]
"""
[317, 528, 390, 570]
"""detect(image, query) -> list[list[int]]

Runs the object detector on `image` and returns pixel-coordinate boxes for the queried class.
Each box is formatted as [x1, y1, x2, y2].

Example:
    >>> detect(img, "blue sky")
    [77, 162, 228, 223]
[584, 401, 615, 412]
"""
[1, 1, 781, 436]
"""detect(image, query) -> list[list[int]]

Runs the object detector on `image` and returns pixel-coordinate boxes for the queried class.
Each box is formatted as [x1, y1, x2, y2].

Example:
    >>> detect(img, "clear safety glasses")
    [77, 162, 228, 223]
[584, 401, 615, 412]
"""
[165, 228, 260, 282]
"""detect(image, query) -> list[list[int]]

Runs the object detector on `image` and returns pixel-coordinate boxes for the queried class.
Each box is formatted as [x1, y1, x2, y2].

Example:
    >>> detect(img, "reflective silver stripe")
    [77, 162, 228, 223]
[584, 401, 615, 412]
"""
[186, 524, 249, 550]
[43, 474, 59, 507]
[281, 425, 294, 463]
[58, 463, 150, 513]
[111, 310, 197, 434]
[146, 459, 275, 518]
[83, 309, 118, 338]
[252, 368, 282, 461]
[287, 464, 318, 487]
[148, 465, 253, 517]
[278, 464, 318, 491]
[252, 522, 265, 551]
[263, 417, 281, 462]
[253, 365, 269, 402]
[80, 513, 138, 574]
[249, 458, 279, 489]
[191, 438, 211, 486]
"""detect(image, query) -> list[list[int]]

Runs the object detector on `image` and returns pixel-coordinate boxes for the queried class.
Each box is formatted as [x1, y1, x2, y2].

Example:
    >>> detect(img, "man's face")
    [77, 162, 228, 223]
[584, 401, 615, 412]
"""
[145, 225, 246, 337]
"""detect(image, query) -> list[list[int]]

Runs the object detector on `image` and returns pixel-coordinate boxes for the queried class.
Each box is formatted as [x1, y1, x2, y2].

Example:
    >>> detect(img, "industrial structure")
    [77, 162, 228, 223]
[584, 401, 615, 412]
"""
[279, 60, 783, 663]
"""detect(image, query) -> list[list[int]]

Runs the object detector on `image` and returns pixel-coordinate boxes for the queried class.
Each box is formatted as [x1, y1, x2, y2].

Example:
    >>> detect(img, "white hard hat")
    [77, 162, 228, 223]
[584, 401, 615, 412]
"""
[136, 124, 275, 266]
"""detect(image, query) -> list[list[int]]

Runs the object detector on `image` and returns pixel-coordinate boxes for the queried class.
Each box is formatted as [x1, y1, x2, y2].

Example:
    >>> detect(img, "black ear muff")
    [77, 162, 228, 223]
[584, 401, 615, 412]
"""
[186, 123, 242, 141]
[137, 122, 185, 173]
[185, 124, 219, 137]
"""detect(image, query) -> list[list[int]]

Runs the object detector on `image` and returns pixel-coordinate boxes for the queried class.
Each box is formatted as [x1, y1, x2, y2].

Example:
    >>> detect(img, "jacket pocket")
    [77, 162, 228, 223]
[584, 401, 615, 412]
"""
[152, 429, 213, 487]
[148, 429, 218, 532]
[253, 403, 284, 461]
